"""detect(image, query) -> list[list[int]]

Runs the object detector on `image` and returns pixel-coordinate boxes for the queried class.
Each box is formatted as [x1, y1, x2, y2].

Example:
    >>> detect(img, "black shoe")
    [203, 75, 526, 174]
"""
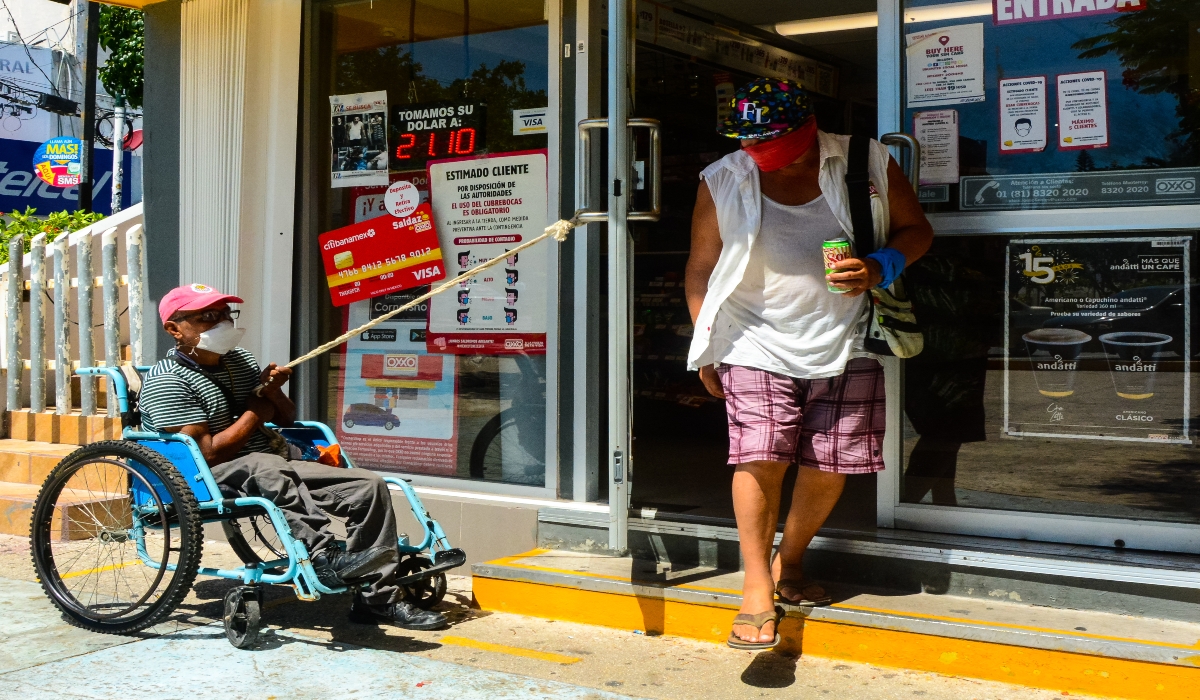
[311, 545, 396, 588]
[349, 594, 448, 630]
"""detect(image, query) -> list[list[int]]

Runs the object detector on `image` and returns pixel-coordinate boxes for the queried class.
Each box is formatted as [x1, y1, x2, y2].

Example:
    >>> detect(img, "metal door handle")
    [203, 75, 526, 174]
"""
[881, 132, 920, 193]
[627, 118, 661, 222]
[574, 117, 662, 222]
[576, 118, 609, 223]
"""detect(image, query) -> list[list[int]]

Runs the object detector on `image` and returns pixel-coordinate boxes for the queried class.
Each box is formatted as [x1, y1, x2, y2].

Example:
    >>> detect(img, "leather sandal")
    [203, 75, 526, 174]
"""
[726, 605, 784, 650]
[776, 579, 832, 608]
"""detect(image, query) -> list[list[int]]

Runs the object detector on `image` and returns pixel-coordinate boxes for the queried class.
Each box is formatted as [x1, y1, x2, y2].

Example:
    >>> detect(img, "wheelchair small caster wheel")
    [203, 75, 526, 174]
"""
[399, 556, 447, 610]
[223, 586, 262, 649]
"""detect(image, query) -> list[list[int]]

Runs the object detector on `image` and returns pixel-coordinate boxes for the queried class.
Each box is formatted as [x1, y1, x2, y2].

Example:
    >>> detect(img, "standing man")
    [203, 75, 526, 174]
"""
[685, 78, 933, 649]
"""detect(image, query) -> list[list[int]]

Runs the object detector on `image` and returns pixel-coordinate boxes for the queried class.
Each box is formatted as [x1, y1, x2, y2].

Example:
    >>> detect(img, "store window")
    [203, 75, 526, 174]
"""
[900, 0, 1200, 526]
[305, 0, 552, 487]
[903, 0, 1200, 212]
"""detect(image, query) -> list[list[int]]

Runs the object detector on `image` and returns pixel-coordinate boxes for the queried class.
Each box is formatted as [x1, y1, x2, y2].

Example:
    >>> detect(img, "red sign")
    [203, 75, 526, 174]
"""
[993, 0, 1143, 25]
[319, 202, 447, 307]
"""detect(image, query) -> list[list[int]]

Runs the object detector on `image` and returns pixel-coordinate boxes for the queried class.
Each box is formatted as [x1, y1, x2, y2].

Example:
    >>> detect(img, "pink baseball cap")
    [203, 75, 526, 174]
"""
[158, 283, 244, 323]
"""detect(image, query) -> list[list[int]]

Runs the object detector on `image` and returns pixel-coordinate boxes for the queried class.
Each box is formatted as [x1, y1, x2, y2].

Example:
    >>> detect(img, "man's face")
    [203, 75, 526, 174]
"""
[163, 303, 233, 348]
[1015, 120, 1032, 137]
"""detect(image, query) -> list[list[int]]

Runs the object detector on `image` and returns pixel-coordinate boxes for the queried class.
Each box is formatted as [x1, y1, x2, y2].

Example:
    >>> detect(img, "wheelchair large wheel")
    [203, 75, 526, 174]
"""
[30, 441, 203, 635]
[222, 516, 287, 573]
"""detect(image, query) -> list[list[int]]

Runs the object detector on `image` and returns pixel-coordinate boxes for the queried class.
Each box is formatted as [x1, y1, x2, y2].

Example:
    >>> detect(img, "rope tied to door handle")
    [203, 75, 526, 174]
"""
[253, 217, 580, 395]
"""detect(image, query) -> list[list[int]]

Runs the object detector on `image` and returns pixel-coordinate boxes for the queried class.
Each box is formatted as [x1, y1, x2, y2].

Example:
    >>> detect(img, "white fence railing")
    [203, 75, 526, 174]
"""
[1, 204, 147, 418]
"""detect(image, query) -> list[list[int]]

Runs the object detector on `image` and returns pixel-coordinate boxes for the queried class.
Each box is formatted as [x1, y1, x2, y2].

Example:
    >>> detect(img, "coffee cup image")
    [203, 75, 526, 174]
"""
[1022, 328, 1092, 397]
[1099, 332, 1172, 399]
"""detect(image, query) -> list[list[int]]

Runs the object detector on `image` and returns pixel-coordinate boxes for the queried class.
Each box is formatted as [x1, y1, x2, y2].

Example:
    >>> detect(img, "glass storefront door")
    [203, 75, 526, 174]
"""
[599, 1, 886, 531]
[593, 0, 1200, 554]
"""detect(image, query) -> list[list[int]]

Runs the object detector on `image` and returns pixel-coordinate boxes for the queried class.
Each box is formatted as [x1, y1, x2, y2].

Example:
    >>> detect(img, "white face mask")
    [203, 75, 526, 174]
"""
[194, 320, 245, 356]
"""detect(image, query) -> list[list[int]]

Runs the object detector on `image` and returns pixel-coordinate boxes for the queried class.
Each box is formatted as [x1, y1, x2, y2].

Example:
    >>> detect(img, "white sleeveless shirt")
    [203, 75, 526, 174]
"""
[710, 194, 866, 378]
[687, 132, 893, 377]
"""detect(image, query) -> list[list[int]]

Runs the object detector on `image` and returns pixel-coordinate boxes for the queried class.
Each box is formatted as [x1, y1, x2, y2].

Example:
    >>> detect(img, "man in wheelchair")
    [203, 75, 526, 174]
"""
[137, 283, 447, 630]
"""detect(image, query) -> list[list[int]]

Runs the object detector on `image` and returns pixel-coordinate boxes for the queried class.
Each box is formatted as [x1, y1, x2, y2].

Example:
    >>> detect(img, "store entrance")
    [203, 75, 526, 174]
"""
[623, 3, 880, 527]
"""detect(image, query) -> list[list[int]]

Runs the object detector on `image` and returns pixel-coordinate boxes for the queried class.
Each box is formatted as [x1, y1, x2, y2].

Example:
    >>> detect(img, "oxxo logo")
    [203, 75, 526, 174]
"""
[383, 354, 418, 376]
[739, 101, 768, 125]
[504, 339, 524, 350]
[1155, 177, 1196, 195]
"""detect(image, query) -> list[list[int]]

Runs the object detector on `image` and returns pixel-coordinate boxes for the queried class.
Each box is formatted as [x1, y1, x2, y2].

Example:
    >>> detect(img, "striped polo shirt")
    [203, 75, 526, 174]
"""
[138, 347, 273, 456]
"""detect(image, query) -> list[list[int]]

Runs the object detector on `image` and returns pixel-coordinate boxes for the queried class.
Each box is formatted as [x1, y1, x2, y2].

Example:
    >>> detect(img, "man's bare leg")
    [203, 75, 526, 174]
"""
[731, 460, 789, 644]
[773, 467, 846, 602]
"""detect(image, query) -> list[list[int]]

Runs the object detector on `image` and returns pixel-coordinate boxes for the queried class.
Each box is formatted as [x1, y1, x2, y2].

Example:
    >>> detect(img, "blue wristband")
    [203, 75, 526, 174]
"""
[866, 247, 906, 289]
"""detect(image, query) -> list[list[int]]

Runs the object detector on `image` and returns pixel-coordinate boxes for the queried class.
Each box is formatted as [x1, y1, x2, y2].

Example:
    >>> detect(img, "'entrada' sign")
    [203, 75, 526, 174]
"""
[993, 0, 1144, 25]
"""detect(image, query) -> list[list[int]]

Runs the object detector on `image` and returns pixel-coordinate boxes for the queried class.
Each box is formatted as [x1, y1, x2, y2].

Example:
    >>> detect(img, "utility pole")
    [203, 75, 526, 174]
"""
[111, 96, 124, 213]
[78, 1, 99, 213]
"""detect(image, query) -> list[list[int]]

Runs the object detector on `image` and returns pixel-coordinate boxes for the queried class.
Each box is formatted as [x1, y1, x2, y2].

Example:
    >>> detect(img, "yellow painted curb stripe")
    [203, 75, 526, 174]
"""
[61, 559, 140, 579]
[473, 575, 1200, 700]
[491, 551, 1200, 651]
[441, 635, 581, 664]
[833, 602, 1200, 652]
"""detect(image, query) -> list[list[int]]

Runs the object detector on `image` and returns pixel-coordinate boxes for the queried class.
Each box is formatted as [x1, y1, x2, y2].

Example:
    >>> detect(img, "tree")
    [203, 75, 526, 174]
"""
[1075, 151, 1096, 172]
[98, 7, 145, 108]
[1073, 0, 1200, 165]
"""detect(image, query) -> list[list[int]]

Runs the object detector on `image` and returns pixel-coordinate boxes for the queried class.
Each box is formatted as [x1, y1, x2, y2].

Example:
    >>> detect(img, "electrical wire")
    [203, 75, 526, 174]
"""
[0, 0, 59, 92]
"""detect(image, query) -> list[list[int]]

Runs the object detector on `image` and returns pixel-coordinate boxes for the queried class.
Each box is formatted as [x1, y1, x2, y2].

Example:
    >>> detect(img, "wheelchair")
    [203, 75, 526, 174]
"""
[29, 366, 466, 648]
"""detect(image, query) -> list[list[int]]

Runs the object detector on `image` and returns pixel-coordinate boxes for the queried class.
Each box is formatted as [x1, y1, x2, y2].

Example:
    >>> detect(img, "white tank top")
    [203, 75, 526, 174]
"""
[710, 194, 867, 379]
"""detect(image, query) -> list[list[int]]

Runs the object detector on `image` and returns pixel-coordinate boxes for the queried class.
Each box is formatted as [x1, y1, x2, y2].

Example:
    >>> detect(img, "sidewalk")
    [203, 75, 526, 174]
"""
[0, 534, 1064, 699]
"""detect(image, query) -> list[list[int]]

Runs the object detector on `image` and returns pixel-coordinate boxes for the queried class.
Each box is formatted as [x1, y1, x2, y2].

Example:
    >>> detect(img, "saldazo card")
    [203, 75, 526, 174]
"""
[319, 202, 447, 306]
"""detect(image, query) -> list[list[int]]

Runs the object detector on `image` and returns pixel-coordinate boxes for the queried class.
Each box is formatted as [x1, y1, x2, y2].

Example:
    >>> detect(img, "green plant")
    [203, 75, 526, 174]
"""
[98, 7, 145, 109]
[0, 208, 106, 265]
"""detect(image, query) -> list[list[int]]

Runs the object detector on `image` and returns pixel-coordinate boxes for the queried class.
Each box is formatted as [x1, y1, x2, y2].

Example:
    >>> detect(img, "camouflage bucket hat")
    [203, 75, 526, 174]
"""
[719, 77, 814, 139]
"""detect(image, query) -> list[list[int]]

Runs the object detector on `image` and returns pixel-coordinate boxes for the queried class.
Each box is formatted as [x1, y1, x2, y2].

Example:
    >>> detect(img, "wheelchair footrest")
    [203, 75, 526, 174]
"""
[394, 548, 467, 586]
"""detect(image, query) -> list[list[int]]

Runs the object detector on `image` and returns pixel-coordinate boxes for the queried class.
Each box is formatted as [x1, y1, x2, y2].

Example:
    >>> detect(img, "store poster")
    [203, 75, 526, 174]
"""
[426, 151, 549, 355]
[912, 110, 959, 185]
[999, 76, 1047, 154]
[335, 292, 458, 474]
[960, 167, 1200, 210]
[330, 91, 389, 188]
[905, 24, 985, 108]
[318, 198, 446, 307]
[1005, 237, 1191, 443]
[350, 171, 431, 224]
[1057, 71, 1109, 151]
[32, 137, 84, 187]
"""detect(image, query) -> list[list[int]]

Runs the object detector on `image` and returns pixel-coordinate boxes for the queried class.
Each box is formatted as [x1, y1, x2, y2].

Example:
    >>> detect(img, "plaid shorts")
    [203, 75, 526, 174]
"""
[717, 359, 886, 473]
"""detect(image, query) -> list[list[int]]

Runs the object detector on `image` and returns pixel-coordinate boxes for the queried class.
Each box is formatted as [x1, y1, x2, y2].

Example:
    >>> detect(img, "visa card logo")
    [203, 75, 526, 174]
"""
[512, 107, 548, 135]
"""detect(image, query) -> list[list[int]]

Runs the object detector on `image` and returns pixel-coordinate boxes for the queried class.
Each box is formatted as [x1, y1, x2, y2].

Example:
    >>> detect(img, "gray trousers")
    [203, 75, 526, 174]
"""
[211, 453, 400, 604]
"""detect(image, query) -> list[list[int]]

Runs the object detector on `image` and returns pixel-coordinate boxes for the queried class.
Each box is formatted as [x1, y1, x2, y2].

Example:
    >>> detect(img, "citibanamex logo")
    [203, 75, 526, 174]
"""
[1155, 177, 1196, 195]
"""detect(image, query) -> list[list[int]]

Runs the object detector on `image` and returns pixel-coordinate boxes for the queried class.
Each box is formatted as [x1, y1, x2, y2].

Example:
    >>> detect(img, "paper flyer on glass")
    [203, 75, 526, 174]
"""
[1004, 237, 1191, 443]
[334, 292, 458, 474]
[912, 109, 959, 185]
[426, 150, 549, 355]
[330, 91, 389, 188]
[1056, 71, 1109, 151]
[905, 24, 985, 108]
[999, 76, 1047, 154]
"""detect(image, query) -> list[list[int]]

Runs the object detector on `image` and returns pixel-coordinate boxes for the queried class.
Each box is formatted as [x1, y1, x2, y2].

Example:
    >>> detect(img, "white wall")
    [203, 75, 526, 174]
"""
[177, 0, 299, 368]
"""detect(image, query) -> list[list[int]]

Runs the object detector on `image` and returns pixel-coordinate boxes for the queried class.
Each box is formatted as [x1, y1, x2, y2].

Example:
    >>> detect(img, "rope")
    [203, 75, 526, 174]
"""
[282, 217, 579, 371]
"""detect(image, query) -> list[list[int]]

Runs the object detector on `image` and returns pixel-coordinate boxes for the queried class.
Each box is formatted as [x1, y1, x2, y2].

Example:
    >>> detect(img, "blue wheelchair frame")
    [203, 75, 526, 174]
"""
[79, 366, 463, 602]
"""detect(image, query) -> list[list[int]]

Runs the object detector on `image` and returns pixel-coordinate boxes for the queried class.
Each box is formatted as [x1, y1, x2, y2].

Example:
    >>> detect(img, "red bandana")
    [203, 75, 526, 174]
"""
[741, 117, 818, 172]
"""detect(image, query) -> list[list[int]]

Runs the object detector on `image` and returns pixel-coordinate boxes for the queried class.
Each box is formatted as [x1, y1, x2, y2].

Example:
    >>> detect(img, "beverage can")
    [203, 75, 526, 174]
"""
[822, 237, 853, 294]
